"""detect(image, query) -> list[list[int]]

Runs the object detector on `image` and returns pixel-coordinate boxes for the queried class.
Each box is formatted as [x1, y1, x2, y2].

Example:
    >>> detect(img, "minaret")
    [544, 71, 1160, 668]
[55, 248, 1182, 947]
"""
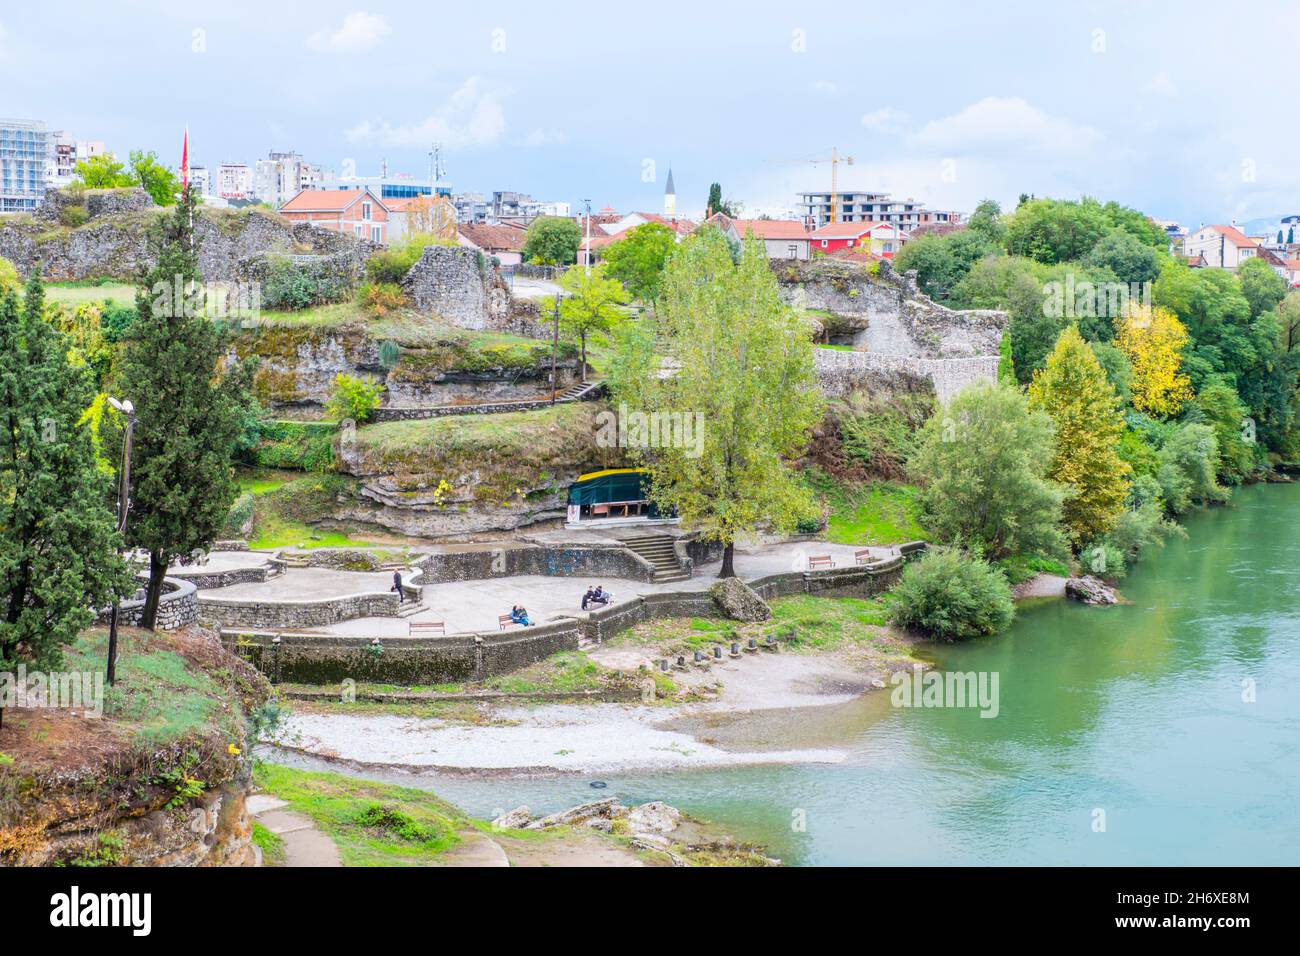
[664, 167, 676, 218]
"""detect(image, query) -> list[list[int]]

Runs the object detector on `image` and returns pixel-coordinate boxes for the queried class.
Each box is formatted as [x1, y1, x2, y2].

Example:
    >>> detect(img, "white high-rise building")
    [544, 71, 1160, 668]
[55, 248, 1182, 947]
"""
[216, 162, 254, 200]
[46, 133, 106, 190]
[1, 118, 50, 212]
[255, 150, 324, 207]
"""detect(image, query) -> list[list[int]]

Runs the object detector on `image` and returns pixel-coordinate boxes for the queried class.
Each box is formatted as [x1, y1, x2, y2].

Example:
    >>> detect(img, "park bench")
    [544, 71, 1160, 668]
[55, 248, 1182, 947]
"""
[498, 614, 518, 630]
[409, 621, 445, 637]
[808, 555, 834, 570]
[854, 549, 874, 565]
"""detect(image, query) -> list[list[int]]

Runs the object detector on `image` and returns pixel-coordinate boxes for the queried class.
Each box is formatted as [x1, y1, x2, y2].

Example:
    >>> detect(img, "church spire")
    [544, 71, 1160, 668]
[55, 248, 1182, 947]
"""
[664, 166, 676, 217]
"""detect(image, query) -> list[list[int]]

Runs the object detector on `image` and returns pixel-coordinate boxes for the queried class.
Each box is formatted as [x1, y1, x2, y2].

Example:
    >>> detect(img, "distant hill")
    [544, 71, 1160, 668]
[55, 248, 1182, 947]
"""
[1241, 213, 1300, 239]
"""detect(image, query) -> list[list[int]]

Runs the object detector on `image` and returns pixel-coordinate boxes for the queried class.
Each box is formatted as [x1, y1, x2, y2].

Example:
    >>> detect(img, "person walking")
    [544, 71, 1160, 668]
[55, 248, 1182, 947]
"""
[392, 569, 404, 604]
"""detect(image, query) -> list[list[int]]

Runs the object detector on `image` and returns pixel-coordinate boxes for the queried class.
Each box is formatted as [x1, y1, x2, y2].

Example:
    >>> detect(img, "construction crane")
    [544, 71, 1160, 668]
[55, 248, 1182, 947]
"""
[767, 148, 855, 224]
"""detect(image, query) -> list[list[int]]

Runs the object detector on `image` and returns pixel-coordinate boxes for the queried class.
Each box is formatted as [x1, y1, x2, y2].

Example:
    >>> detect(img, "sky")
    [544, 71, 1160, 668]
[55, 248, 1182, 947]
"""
[3, 0, 1299, 226]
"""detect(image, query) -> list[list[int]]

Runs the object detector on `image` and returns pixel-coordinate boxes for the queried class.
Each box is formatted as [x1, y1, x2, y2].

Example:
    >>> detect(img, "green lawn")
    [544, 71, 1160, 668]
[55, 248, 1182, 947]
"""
[823, 481, 928, 545]
[252, 763, 471, 866]
[45, 283, 136, 307]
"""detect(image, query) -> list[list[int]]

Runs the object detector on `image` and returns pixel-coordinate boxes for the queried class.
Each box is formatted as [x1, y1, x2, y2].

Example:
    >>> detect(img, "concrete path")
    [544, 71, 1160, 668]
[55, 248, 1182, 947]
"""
[253, 806, 343, 867]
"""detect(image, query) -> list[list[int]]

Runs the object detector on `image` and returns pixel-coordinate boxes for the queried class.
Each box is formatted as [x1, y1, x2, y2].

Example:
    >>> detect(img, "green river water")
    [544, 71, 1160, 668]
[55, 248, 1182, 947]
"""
[273, 483, 1300, 865]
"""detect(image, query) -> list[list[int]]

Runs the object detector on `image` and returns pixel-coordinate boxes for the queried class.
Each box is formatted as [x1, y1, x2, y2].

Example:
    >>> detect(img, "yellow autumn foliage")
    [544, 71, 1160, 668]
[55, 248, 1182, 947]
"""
[1114, 305, 1193, 417]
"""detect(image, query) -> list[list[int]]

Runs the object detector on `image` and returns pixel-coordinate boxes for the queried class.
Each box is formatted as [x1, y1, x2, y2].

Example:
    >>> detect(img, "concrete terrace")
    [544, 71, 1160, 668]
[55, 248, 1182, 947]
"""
[198, 540, 896, 638]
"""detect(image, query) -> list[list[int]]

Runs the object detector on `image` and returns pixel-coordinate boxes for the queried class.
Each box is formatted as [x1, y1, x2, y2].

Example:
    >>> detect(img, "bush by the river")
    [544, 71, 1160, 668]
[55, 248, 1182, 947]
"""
[890, 548, 1015, 641]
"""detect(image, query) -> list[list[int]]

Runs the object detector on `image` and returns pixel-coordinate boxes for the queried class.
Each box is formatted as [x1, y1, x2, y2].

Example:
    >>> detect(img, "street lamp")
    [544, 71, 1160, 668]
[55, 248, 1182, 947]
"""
[105, 397, 136, 686]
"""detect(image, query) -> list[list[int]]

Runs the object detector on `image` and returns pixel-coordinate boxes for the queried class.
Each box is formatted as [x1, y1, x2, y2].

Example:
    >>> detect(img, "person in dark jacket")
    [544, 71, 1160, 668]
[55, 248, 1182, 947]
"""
[391, 570, 404, 603]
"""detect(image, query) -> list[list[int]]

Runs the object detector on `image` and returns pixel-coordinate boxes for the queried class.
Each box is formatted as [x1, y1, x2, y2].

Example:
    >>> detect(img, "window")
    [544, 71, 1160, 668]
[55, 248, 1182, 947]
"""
[821, 239, 828, 248]
[371, 225, 381, 243]
[354, 224, 363, 236]
[362, 201, 372, 220]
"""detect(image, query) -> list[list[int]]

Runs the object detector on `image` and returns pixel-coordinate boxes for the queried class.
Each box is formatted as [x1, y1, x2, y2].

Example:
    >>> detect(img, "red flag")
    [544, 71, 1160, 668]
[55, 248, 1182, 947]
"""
[181, 127, 190, 188]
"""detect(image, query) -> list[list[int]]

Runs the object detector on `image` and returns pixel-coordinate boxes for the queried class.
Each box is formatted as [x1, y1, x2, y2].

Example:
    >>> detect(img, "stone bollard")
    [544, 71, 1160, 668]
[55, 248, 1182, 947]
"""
[640, 677, 656, 704]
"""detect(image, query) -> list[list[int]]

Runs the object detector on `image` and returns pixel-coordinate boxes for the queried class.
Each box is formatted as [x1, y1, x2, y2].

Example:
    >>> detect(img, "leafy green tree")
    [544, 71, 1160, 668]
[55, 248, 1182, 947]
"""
[326, 373, 384, 424]
[966, 199, 1007, 248]
[889, 548, 1014, 641]
[1156, 422, 1226, 513]
[1083, 229, 1161, 285]
[0, 256, 19, 296]
[601, 222, 675, 308]
[0, 270, 130, 720]
[522, 216, 581, 265]
[1187, 381, 1257, 483]
[893, 229, 995, 300]
[117, 186, 247, 627]
[73, 153, 135, 189]
[1006, 197, 1110, 264]
[952, 255, 1058, 381]
[910, 381, 1067, 559]
[1028, 326, 1131, 545]
[617, 230, 824, 577]
[1237, 257, 1287, 319]
[129, 150, 180, 206]
[1089, 341, 1133, 407]
[556, 265, 629, 379]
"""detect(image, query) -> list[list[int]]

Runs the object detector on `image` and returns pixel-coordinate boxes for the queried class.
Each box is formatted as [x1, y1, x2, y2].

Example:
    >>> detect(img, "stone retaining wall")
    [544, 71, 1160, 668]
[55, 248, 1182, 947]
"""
[96, 577, 199, 631]
[197, 590, 400, 629]
[415, 543, 657, 585]
[816, 350, 1000, 404]
[223, 618, 582, 685]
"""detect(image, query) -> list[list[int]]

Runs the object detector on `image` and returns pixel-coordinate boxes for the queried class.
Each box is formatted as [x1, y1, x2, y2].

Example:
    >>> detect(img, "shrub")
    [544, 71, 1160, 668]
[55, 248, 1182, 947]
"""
[262, 256, 349, 310]
[59, 203, 89, 228]
[99, 300, 138, 343]
[222, 492, 255, 537]
[889, 548, 1015, 641]
[1156, 422, 1227, 513]
[364, 232, 452, 284]
[0, 256, 19, 296]
[358, 281, 407, 316]
[254, 420, 337, 471]
[326, 373, 384, 424]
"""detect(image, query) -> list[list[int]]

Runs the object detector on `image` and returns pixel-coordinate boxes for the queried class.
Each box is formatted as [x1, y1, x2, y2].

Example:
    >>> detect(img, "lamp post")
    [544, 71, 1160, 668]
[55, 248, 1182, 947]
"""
[106, 397, 136, 687]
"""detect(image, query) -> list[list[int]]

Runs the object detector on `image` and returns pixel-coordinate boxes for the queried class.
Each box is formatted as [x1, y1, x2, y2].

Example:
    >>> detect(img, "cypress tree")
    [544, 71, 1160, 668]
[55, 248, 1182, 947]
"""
[0, 268, 130, 725]
[117, 186, 246, 627]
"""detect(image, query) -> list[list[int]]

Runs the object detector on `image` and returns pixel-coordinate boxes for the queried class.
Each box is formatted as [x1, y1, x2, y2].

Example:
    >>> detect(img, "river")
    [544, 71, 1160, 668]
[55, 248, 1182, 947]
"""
[268, 483, 1300, 865]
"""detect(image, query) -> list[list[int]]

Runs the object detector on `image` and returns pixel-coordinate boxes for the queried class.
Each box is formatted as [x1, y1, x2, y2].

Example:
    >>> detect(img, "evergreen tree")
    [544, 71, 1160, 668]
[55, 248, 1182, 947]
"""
[1028, 326, 1132, 545]
[0, 269, 130, 724]
[117, 186, 246, 627]
[706, 183, 723, 217]
[615, 230, 824, 577]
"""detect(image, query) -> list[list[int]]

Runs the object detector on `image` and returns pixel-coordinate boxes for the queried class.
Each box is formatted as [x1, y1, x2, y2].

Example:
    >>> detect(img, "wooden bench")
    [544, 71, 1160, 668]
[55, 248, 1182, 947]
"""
[854, 549, 874, 565]
[409, 621, 445, 637]
[498, 614, 518, 630]
[808, 555, 834, 570]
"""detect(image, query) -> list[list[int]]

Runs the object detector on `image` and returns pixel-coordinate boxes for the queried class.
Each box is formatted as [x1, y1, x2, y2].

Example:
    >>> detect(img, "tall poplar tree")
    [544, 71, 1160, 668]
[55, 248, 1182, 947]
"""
[618, 229, 823, 577]
[0, 269, 129, 725]
[1029, 325, 1131, 545]
[117, 186, 245, 627]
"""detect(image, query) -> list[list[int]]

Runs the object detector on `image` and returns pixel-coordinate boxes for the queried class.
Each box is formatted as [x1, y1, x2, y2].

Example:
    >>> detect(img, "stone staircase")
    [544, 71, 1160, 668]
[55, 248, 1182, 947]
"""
[558, 379, 602, 402]
[619, 533, 689, 583]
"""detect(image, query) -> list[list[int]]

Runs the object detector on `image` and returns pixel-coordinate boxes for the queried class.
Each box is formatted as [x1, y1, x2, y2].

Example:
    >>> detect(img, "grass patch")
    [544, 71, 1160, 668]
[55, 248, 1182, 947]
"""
[995, 553, 1072, 585]
[45, 283, 137, 307]
[484, 651, 606, 694]
[252, 822, 286, 866]
[611, 594, 901, 655]
[252, 763, 469, 866]
[821, 481, 928, 545]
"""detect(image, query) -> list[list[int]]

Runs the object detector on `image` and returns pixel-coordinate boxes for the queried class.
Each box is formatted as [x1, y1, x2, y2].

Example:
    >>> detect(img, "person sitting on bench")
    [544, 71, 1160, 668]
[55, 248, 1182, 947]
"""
[581, 586, 595, 610]
[589, 585, 610, 607]
[510, 604, 533, 627]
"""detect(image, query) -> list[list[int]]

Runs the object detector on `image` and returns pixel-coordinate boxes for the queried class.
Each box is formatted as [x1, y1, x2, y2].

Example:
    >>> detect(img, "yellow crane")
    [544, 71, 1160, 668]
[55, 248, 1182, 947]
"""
[768, 148, 855, 224]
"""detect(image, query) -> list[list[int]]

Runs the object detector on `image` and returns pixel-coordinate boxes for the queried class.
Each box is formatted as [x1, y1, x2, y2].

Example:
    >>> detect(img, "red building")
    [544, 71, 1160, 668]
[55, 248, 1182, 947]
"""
[808, 220, 902, 257]
[279, 187, 391, 244]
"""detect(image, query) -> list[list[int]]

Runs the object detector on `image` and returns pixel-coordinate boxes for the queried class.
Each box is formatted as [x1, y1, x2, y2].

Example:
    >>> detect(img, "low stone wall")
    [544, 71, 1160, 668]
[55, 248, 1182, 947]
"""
[373, 395, 566, 422]
[222, 618, 582, 685]
[170, 564, 270, 590]
[96, 577, 199, 631]
[197, 590, 400, 629]
[415, 543, 656, 585]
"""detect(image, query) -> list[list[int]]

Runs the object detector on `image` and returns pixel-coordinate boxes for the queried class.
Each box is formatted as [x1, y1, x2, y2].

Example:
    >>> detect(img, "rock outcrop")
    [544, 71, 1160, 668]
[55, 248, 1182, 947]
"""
[709, 576, 773, 622]
[1065, 575, 1119, 605]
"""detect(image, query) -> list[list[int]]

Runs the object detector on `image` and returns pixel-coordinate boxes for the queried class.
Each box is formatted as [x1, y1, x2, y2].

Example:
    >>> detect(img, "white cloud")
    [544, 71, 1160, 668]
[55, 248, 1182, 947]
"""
[521, 127, 568, 148]
[911, 96, 1102, 156]
[344, 77, 506, 149]
[860, 107, 909, 134]
[307, 12, 390, 53]
[1148, 70, 1178, 98]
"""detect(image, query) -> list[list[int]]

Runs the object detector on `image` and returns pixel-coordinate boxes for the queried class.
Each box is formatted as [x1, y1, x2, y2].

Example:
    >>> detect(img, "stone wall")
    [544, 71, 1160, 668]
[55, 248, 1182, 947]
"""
[96, 577, 198, 630]
[775, 259, 1006, 403]
[0, 196, 374, 284]
[403, 246, 504, 330]
[415, 542, 656, 585]
[197, 590, 400, 629]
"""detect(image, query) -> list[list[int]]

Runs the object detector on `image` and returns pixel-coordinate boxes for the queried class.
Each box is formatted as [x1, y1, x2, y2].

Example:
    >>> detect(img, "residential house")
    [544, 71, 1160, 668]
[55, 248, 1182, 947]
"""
[1183, 224, 1259, 269]
[809, 220, 902, 257]
[279, 188, 390, 244]
[458, 222, 528, 267]
[1283, 258, 1300, 288]
[709, 214, 811, 259]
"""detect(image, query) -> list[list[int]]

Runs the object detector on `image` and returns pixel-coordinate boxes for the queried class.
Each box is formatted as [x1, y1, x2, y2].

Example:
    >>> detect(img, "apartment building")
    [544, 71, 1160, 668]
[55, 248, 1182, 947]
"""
[0, 119, 50, 213]
[217, 162, 255, 200]
[46, 133, 106, 190]
[255, 151, 325, 207]
[797, 189, 962, 233]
